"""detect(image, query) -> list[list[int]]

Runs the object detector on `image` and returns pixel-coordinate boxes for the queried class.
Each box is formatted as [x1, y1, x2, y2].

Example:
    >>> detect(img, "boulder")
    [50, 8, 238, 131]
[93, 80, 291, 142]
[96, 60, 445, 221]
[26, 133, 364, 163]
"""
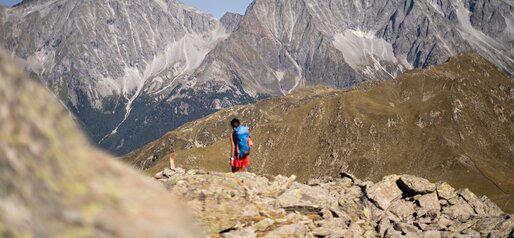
[417, 193, 441, 216]
[388, 200, 415, 221]
[442, 197, 475, 220]
[436, 182, 456, 200]
[365, 177, 403, 210]
[458, 188, 487, 216]
[261, 223, 307, 238]
[398, 175, 436, 196]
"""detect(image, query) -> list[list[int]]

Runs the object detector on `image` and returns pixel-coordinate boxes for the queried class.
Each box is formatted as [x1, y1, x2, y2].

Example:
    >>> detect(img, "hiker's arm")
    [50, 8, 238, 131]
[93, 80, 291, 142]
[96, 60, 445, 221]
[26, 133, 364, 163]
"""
[230, 133, 235, 159]
[249, 137, 254, 147]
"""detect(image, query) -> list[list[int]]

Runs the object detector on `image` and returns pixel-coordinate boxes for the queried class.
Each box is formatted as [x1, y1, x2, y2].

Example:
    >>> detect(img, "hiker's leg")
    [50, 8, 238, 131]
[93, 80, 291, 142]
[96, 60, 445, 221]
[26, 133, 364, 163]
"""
[231, 166, 237, 173]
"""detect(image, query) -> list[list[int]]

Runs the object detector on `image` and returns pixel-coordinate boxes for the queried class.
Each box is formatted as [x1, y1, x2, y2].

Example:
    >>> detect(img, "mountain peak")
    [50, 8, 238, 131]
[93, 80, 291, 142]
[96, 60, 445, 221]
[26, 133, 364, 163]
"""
[220, 12, 244, 32]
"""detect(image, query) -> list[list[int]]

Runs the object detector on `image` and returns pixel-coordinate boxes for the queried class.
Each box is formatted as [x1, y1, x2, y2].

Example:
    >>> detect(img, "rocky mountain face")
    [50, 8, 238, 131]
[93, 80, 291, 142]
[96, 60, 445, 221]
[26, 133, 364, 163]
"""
[0, 0, 230, 155]
[124, 52, 514, 213]
[0, 49, 203, 237]
[155, 167, 514, 237]
[220, 12, 244, 33]
[1, 0, 513, 156]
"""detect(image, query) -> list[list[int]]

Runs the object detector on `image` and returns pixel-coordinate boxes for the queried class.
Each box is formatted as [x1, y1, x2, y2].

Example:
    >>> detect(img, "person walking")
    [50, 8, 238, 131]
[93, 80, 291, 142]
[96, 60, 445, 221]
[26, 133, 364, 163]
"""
[229, 118, 253, 172]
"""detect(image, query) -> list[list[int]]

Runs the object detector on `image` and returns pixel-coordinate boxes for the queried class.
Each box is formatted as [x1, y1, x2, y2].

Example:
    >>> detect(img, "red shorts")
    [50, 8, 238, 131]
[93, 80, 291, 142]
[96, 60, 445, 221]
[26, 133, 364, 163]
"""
[232, 156, 250, 168]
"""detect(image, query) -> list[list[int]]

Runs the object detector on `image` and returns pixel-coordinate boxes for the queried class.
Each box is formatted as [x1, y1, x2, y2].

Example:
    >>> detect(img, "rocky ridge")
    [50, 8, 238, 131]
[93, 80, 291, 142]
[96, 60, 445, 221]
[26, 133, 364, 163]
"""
[124, 52, 514, 213]
[155, 167, 514, 237]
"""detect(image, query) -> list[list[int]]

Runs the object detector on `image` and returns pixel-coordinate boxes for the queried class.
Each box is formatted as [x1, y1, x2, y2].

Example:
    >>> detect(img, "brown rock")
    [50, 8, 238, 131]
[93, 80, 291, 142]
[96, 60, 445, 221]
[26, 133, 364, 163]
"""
[417, 193, 441, 216]
[436, 182, 456, 200]
[0, 50, 202, 237]
[398, 175, 436, 196]
[365, 177, 403, 210]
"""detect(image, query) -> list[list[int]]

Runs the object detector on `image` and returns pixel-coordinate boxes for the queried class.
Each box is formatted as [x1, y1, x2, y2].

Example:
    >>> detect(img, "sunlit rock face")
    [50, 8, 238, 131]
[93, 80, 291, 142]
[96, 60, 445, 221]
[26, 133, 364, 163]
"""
[0, 49, 203, 238]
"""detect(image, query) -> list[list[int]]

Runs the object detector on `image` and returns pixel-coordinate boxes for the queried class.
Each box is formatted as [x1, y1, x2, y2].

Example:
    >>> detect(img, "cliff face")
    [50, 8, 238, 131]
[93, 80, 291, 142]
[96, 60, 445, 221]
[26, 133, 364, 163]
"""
[155, 167, 514, 237]
[0, 49, 202, 237]
[124, 52, 514, 213]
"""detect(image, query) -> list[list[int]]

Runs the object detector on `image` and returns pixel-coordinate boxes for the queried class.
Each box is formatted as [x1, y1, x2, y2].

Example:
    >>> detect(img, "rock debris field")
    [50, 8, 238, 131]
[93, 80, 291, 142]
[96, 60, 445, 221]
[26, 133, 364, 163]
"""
[155, 168, 514, 238]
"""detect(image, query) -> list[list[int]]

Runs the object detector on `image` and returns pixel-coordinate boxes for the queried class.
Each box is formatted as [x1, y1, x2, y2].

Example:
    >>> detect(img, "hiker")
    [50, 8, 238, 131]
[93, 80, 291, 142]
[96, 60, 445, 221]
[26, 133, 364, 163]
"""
[230, 118, 254, 172]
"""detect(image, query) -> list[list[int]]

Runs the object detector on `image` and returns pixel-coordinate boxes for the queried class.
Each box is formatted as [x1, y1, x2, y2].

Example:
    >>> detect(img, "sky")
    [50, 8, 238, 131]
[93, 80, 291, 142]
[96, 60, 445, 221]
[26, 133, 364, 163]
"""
[0, 0, 253, 18]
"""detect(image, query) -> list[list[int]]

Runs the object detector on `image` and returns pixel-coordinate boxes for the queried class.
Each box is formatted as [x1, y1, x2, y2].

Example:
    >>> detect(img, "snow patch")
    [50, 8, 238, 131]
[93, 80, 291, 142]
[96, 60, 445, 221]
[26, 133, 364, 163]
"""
[453, 0, 514, 72]
[333, 30, 398, 70]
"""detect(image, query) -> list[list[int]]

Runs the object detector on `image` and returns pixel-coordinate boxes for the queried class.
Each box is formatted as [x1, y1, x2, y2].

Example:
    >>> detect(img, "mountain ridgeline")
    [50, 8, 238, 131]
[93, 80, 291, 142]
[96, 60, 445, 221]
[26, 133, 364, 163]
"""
[1, 0, 513, 155]
[124, 52, 514, 213]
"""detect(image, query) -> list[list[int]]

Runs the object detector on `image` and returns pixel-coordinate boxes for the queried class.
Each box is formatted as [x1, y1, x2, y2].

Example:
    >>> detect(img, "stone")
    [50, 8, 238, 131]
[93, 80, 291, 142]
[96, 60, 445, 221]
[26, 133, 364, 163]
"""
[365, 178, 403, 210]
[436, 182, 457, 200]
[394, 222, 420, 234]
[162, 168, 174, 177]
[276, 183, 335, 208]
[222, 228, 257, 238]
[340, 171, 358, 183]
[312, 218, 349, 237]
[417, 193, 441, 216]
[384, 227, 403, 238]
[422, 230, 442, 238]
[262, 223, 307, 238]
[388, 200, 416, 221]
[154, 171, 164, 179]
[458, 188, 487, 216]
[436, 216, 453, 229]
[479, 196, 504, 216]
[442, 197, 475, 220]
[398, 175, 436, 196]
[252, 218, 274, 232]
[377, 217, 392, 237]
[173, 167, 186, 174]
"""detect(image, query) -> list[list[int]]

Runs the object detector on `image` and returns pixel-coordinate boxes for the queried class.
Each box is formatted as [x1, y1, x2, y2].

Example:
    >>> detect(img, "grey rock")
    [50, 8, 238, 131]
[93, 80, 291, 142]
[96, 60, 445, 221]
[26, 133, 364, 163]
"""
[422, 230, 442, 238]
[398, 175, 436, 196]
[0, 49, 204, 238]
[457, 188, 487, 216]
[162, 168, 174, 178]
[222, 228, 257, 238]
[388, 200, 416, 221]
[312, 218, 349, 237]
[436, 182, 457, 201]
[417, 193, 441, 216]
[220, 12, 244, 33]
[442, 197, 476, 220]
[394, 222, 420, 234]
[479, 196, 504, 217]
[251, 218, 274, 232]
[365, 177, 403, 210]
[384, 227, 403, 238]
[262, 223, 307, 238]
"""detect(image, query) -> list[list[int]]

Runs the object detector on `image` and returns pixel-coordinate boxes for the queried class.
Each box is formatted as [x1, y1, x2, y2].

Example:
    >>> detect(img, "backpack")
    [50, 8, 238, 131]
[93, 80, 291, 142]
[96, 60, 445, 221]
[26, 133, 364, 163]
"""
[233, 126, 250, 159]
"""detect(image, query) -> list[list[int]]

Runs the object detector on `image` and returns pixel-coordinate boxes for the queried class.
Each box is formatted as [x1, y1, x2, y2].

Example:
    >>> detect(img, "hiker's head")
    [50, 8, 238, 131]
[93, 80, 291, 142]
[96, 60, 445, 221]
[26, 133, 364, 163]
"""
[230, 118, 240, 128]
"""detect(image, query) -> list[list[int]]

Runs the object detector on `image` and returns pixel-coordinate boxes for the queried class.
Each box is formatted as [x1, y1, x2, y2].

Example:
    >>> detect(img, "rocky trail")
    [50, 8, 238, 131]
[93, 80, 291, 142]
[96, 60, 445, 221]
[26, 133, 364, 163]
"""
[155, 168, 514, 238]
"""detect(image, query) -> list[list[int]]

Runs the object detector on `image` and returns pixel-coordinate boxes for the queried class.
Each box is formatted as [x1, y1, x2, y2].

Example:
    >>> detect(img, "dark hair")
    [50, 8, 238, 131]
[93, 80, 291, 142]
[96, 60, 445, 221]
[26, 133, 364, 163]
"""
[230, 118, 240, 128]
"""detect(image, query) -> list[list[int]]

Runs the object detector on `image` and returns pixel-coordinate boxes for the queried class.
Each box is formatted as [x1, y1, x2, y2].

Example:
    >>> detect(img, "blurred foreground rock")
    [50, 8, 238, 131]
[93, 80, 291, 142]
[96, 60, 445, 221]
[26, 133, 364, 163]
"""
[157, 168, 514, 238]
[0, 50, 203, 237]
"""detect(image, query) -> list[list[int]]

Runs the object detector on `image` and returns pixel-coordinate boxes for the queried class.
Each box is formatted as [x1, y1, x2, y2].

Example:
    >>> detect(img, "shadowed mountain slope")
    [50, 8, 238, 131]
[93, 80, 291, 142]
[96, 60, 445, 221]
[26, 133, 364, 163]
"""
[124, 52, 514, 213]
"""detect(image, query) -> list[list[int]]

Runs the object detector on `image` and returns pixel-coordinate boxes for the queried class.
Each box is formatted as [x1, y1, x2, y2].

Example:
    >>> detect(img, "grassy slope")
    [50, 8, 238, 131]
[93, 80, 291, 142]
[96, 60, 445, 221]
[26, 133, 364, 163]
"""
[124, 52, 514, 212]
